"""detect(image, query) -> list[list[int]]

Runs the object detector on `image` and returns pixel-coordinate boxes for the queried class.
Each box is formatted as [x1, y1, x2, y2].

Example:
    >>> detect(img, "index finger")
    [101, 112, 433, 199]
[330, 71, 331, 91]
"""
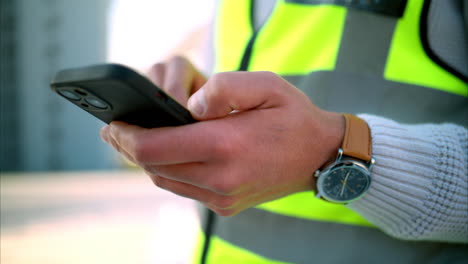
[108, 121, 220, 165]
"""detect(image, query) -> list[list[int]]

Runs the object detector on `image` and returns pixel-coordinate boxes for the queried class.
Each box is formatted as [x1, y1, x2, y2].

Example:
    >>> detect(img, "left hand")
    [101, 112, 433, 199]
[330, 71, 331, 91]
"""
[101, 71, 344, 216]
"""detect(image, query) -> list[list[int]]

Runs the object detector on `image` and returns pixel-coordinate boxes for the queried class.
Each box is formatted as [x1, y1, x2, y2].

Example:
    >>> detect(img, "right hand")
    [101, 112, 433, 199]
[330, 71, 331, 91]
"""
[101, 71, 344, 216]
[146, 56, 207, 106]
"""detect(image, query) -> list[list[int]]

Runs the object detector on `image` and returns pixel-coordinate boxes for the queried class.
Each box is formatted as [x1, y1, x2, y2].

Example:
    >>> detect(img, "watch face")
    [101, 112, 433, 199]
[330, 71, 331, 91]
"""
[318, 164, 371, 203]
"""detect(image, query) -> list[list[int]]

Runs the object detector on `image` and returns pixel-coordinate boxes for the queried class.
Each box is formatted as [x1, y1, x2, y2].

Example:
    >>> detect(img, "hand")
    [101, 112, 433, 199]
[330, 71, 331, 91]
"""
[146, 56, 206, 106]
[101, 71, 344, 216]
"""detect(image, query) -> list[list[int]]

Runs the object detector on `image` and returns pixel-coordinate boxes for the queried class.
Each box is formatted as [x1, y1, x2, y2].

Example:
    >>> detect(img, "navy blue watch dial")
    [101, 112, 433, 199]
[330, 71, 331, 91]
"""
[321, 166, 370, 202]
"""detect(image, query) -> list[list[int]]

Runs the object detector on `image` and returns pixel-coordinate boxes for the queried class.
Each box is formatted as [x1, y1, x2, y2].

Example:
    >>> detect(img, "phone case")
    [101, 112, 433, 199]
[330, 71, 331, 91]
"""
[50, 63, 196, 128]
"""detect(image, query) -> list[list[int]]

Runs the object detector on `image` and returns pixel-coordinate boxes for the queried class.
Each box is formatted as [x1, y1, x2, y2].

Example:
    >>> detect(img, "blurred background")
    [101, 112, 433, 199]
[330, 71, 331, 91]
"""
[1, 0, 216, 263]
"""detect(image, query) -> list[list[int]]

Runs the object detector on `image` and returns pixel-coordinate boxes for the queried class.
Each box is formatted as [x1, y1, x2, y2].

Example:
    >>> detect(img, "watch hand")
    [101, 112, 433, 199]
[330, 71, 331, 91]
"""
[340, 171, 351, 196]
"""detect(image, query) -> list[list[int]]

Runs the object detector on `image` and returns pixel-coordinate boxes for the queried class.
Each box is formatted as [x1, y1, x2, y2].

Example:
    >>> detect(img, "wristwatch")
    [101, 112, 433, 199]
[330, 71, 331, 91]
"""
[314, 114, 375, 204]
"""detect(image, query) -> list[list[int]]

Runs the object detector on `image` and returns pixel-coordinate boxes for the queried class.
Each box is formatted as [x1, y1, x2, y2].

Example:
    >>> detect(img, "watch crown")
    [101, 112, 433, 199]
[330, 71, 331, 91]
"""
[314, 170, 320, 177]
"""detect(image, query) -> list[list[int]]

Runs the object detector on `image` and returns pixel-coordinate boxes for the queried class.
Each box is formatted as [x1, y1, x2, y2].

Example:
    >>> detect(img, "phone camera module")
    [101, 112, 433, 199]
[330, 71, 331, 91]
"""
[85, 97, 109, 110]
[74, 89, 88, 96]
[58, 89, 81, 101]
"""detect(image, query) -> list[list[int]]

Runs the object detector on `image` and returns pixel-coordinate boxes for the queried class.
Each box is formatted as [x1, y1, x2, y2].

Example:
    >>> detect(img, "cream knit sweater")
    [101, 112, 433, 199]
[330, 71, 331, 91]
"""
[349, 114, 468, 243]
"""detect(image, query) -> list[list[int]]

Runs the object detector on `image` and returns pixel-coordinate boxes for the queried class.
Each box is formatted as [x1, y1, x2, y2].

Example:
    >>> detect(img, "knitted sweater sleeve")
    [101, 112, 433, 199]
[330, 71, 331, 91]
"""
[347, 114, 468, 243]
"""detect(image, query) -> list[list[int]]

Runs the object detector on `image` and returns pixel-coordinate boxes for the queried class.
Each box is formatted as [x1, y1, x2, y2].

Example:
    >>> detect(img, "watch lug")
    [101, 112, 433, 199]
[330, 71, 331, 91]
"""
[336, 148, 344, 162]
[314, 170, 320, 177]
[368, 158, 376, 171]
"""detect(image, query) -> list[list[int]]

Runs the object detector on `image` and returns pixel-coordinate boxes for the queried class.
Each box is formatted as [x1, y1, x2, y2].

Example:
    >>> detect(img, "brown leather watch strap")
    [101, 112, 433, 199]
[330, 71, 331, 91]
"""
[341, 114, 372, 162]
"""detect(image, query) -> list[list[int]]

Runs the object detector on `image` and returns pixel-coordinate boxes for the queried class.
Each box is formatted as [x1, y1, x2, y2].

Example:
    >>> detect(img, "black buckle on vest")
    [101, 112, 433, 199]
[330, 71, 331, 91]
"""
[285, 0, 408, 18]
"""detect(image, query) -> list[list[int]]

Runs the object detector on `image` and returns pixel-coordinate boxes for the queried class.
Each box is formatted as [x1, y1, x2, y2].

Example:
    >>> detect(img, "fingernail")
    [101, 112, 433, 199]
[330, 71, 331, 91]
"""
[188, 89, 206, 117]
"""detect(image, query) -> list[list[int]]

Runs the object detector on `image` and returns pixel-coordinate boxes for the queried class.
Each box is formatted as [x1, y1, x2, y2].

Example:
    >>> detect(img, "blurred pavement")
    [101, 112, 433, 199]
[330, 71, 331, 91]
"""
[0, 171, 199, 264]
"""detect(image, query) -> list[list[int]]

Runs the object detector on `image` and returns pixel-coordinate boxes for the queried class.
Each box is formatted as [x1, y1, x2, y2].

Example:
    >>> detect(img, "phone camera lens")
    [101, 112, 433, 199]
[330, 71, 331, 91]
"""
[58, 89, 81, 101]
[85, 97, 109, 109]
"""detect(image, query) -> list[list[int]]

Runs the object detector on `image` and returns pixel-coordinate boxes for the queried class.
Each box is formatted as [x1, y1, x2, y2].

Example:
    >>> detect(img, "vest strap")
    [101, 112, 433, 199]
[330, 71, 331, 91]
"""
[285, 0, 408, 17]
[283, 72, 468, 125]
[335, 9, 396, 75]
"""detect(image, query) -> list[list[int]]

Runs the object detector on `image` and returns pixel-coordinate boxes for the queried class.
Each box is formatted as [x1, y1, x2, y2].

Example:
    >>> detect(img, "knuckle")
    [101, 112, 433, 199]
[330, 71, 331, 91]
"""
[150, 62, 165, 71]
[148, 63, 166, 87]
[213, 208, 237, 217]
[207, 72, 229, 96]
[211, 138, 231, 157]
[148, 63, 165, 77]
[264, 72, 286, 90]
[260, 71, 282, 83]
[150, 175, 165, 188]
[258, 71, 289, 93]
[262, 70, 280, 79]
[210, 133, 238, 159]
[170, 55, 188, 65]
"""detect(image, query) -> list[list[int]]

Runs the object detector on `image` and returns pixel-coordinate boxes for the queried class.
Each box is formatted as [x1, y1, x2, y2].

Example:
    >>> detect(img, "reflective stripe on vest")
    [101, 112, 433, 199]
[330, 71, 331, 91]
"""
[193, 229, 292, 264]
[200, 0, 468, 263]
[196, 208, 468, 264]
[215, 0, 467, 96]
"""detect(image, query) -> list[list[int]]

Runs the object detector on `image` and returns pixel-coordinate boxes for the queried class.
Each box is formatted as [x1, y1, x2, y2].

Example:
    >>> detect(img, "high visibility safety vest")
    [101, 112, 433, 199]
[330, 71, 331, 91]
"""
[194, 0, 468, 263]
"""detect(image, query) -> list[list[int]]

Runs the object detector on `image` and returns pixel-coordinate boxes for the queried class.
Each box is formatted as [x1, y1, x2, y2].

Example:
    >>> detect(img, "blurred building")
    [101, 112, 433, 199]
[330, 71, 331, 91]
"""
[1, 0, 115, 171]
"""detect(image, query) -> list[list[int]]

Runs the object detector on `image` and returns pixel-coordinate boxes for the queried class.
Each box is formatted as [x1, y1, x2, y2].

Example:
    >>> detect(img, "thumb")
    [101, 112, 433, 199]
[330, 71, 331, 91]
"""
[187, 71, 287, 120]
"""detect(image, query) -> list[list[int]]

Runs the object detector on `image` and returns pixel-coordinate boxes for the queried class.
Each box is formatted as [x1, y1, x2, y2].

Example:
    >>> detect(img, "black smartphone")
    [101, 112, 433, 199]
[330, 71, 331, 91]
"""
[50, 63, 196, 128]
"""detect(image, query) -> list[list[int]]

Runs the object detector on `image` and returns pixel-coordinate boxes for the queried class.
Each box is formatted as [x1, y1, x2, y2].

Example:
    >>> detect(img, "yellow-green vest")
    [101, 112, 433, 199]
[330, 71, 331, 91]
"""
[194, 0, 468, 263]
